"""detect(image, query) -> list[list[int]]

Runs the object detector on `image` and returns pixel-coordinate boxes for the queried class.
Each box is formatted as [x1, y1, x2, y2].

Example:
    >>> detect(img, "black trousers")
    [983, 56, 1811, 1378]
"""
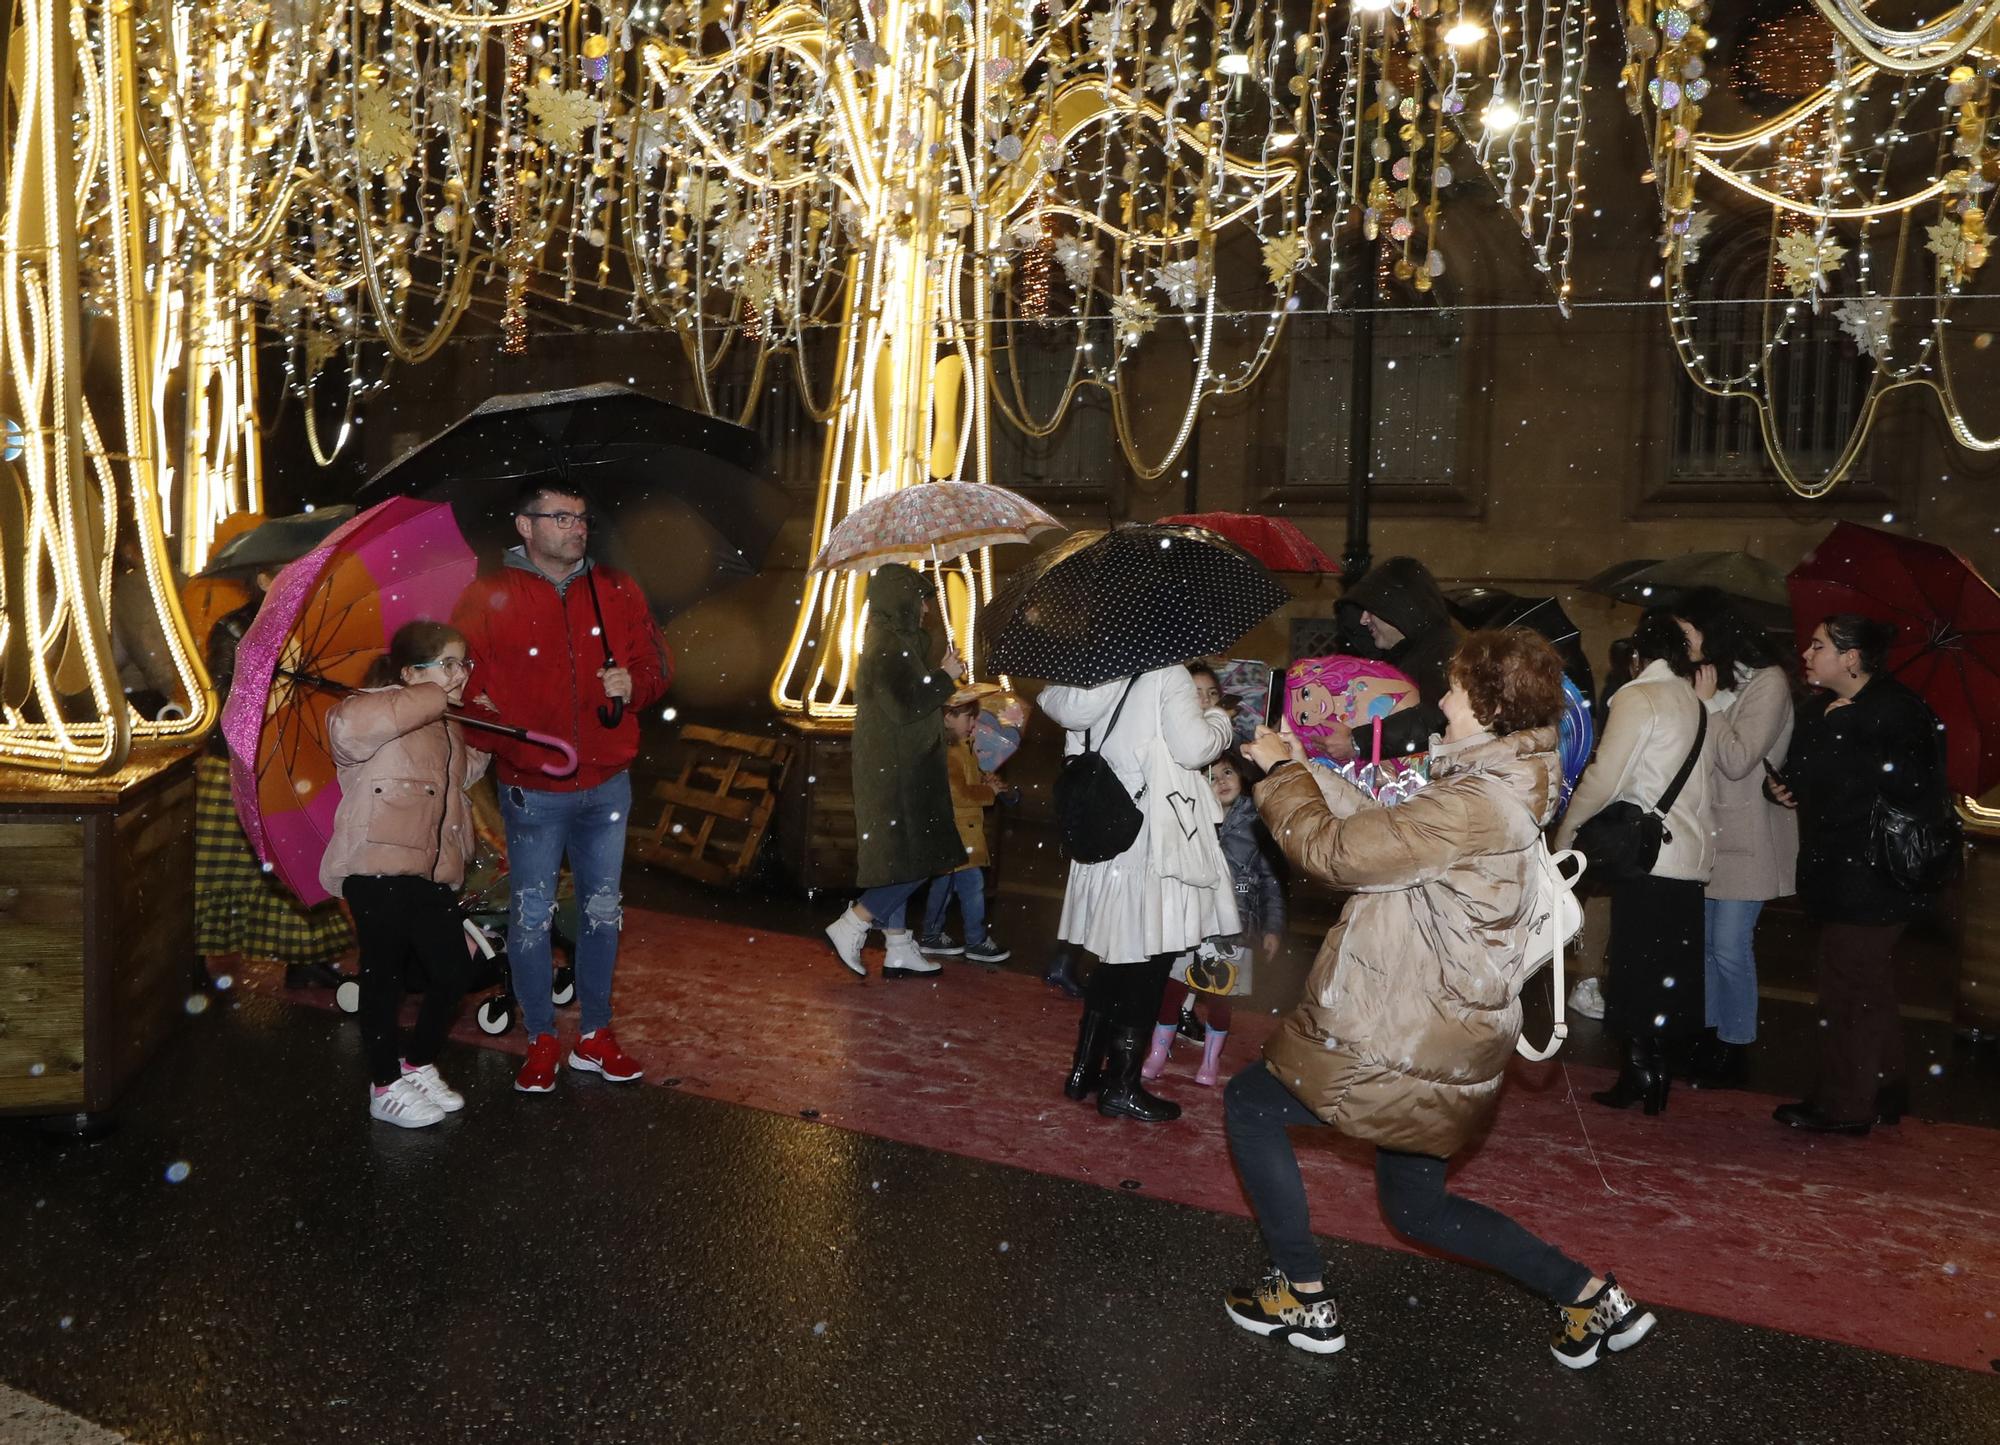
[1084, 951, 1176, 1029]
[1223, 1062, 1593, 1303]
[344, 875, 475, 1088]
[1605, 874, 1706, 1043]
[1813, 921, 1908, 1123]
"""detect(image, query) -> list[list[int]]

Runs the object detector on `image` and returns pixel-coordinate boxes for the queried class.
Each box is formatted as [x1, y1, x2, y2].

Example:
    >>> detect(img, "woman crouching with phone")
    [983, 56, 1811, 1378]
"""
[1223, 628, 1656, 1368]
[323, 621, 489, 1129]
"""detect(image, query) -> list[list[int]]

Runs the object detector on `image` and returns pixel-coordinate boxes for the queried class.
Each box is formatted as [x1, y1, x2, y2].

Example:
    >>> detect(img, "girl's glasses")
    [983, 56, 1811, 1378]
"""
[412, 657, 473, 676]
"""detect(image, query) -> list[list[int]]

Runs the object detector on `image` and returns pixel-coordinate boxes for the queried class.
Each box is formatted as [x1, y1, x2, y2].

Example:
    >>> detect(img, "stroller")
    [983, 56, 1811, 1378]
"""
[334, 776, 578, 1034]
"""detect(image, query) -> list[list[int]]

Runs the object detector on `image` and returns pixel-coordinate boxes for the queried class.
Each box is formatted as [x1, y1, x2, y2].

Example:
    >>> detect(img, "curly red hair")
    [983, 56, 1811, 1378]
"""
[1450, 629, 1566, 736]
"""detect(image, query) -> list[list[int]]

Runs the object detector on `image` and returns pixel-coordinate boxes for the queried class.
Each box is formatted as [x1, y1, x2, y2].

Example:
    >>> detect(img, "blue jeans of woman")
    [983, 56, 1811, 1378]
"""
[857, 877, 928, 931]
[1703, 897, 1765, 1045]
[1223, 1063, 1592, 1303]
[922, 867, 986, 944]
[501, 772, 632, 1040]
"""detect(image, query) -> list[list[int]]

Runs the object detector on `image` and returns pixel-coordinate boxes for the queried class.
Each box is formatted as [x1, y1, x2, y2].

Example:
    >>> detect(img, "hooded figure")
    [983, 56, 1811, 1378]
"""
[851, 564, 965, 891]
[1340, 556, 1459, 759]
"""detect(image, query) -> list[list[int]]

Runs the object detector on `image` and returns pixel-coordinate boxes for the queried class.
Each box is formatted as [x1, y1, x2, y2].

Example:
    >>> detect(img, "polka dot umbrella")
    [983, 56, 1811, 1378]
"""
[979, 524, 1291, 687]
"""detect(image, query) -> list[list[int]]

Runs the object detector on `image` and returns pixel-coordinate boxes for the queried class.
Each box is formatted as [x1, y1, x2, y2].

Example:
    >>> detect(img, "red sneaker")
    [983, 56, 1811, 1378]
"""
[569, 1028, 643, 1083]
[515, 1032, 561, 1094]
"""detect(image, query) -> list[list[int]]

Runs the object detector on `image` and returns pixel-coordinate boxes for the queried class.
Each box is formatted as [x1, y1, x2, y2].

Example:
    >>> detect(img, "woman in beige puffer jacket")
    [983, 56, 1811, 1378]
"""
[1220, 629, 1656, 1372]
[324, 621, 489, 1129]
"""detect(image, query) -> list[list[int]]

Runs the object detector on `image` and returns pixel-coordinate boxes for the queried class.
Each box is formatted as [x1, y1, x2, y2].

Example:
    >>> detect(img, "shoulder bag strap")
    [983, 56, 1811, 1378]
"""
[1653, 697, 1709, 818]
[1084, 678, 1137, 757]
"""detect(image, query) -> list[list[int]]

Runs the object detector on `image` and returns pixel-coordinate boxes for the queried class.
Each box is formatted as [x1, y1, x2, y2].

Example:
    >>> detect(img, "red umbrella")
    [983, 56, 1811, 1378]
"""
[1155, 512, 1339, 574]
[1788, 521, 2000, 797]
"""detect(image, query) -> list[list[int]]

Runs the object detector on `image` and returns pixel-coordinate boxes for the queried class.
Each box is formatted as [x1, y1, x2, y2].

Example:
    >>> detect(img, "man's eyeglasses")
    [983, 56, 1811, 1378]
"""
[411, 657, 474, 676]
[519, 509, 593, 531]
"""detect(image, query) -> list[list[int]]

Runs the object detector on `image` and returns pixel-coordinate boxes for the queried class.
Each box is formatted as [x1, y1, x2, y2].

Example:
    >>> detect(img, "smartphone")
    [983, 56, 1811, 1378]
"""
[1761, 759, 1782, 781]
[1264, 665, 1287, 731]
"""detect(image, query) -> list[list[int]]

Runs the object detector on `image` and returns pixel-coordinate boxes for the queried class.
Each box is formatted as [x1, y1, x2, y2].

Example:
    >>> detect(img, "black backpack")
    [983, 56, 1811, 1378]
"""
[1054, 680, 1145, 864]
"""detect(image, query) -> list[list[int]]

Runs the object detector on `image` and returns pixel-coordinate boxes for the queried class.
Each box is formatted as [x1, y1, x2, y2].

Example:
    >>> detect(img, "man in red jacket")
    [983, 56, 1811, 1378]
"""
[453, 481, 672, 1094]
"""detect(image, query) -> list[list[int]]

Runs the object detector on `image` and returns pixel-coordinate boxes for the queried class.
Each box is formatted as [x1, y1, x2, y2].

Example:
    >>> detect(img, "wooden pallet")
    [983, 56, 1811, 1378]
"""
[629, 725, 795, 886]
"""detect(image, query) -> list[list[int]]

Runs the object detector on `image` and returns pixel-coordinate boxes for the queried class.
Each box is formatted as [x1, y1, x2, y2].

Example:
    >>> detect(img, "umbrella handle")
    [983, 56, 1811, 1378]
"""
[930, 542, 969, 683]
[598, 698, 625, 729]
[449, 711, 579, 778]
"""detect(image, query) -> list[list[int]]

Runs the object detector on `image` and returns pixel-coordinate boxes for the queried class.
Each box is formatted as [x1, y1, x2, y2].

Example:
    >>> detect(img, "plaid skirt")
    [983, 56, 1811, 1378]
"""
[194, 756, 352, 966]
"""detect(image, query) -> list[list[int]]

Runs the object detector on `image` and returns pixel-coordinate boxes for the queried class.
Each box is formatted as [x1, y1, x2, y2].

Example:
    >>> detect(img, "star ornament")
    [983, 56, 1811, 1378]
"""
[1775, 229, 1845, 297]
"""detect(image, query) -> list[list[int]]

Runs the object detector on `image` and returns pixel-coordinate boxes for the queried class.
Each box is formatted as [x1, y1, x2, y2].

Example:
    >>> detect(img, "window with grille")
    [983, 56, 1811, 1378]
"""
[1277, 308, 1466, 501]
[984, 323, 1122, 497]
[713, 364, 823, 494]
[1667, 228, 1872, 486]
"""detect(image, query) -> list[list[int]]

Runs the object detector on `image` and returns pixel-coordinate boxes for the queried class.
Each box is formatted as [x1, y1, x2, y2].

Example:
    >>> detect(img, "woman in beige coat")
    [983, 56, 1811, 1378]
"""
[1224, 630, 1656, 1370]
[1676, 590, 1797, 1089]
[1553, 608, 1713, 1115]
[324, 621, 489, 1129]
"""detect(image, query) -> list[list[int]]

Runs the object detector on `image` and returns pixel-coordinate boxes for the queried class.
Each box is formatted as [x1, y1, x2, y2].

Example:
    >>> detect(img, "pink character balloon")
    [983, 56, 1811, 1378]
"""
[1283, 655, 1419, 764]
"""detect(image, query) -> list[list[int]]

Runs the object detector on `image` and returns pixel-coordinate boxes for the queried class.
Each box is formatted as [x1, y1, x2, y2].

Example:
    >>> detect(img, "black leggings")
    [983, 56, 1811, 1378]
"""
[344, 875, 476, 1088]
[1223, 1062, 1593, 1303]
[1084, 952, 1177, 1029]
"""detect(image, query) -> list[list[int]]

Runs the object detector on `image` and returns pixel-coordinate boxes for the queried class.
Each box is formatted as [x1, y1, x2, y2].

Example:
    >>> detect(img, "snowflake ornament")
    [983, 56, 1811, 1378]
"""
[1111, 289, 1157, 343]
[1835, 297, 1892, 359]
[1927, 217, 1988, 279]
[1775, 229, 1845, 297]
[527, 80, 604, 153]
[1053, 236, 1099, 288]
[1150, 257, 1205, 311]
[1261, 232, 1305, 286]
[354, 88, 415, 174]
[1673, 208, 1713, 264]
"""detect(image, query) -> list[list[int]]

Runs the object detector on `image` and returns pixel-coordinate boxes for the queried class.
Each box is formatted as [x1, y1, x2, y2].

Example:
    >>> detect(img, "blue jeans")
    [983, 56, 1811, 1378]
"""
[1704, 897, 1765, 1045]
[857, 877, 927, 932]
[922, 868, 986, 943]
[501, 772, 632, 1039]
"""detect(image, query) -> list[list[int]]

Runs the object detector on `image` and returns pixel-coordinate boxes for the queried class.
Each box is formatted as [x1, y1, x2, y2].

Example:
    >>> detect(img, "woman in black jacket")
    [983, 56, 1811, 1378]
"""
[1766, 614, 1949, 1136]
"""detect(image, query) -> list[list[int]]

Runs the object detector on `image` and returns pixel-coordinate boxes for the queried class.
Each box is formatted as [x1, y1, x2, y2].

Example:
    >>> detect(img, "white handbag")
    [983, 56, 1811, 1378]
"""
[1515, 841, 1587, 1062]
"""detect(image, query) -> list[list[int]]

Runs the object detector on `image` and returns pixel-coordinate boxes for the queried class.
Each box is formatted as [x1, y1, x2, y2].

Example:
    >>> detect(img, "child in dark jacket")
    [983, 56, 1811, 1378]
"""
[1144, 750, 1287, 1085]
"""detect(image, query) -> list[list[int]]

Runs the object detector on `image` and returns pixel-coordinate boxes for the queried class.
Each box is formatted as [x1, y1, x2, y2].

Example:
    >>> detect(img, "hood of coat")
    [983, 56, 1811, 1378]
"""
[1343, 556, 1453, 644]
[867, 563, 929, 638]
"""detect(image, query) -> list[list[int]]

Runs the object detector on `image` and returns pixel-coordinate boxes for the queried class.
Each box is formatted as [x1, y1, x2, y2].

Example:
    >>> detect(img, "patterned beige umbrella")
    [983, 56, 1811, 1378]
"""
[809, 480, 1060, 574]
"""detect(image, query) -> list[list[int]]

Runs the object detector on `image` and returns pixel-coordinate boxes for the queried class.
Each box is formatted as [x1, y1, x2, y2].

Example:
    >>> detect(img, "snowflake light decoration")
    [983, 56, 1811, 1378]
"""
[1775, 230, 1846, 297]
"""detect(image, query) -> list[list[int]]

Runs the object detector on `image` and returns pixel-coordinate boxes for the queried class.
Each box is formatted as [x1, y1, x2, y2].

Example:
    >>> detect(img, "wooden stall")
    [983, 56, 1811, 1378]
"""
[0, 748, 199, 1118]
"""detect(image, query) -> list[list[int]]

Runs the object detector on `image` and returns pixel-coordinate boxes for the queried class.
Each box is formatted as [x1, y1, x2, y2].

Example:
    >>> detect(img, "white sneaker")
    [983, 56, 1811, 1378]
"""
[1567, 976, 1606, 1021]
[825, 905, 870, 977]
[369, 1075, 445, 1129]
[401, 1061, 464, 1113]
[881, 929, 942, 978]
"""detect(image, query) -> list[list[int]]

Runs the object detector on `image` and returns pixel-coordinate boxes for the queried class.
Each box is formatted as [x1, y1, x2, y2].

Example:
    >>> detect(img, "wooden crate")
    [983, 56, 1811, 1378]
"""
[0, 748, 198, 1116]
[628, 725, 794, 886]
[774, 718, 856, 893]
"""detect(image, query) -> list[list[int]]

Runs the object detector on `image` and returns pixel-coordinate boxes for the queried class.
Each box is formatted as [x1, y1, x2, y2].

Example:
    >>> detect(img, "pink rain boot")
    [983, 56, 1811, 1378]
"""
[1195, 1029, 1228, 1086]
[1141, 1023, 1176, 1081]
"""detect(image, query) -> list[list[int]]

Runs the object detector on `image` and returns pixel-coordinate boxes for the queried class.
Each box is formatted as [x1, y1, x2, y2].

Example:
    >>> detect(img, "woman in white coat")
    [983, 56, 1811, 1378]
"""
[1042, 663, 1237, 1123]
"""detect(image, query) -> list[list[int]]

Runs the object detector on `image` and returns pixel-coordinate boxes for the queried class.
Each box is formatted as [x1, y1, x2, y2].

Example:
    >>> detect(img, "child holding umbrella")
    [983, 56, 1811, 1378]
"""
[322, 621, 491, 1129]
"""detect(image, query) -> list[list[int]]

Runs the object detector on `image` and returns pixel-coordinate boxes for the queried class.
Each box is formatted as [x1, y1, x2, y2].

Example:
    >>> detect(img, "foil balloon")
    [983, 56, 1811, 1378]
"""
[1558, 675, 1594, 804]
[973, 690, 1031, 773]
[1283, 654, 1420, 763]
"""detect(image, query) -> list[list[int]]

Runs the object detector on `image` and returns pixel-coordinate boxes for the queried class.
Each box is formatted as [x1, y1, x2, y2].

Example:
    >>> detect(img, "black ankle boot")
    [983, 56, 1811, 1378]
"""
[1591, 1038, 1662, 1113]
[1063, 1008, 1109, 1101]
[1876, 1080, 1909, 1125]
[1096, 1026, 1181, 1123]
[1687, 1039, 1747, 1091]
[1640, 1038, 1671, 1116]
[1043, 949, 1085, 1000]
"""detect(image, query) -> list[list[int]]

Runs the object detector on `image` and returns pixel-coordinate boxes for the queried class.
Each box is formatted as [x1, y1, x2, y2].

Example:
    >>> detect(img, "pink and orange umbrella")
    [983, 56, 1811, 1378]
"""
[221, 499, 573, 905]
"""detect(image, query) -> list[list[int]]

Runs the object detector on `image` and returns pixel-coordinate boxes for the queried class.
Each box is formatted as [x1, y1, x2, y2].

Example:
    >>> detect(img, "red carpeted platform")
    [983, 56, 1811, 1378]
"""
[257, 906, 2000, 1373]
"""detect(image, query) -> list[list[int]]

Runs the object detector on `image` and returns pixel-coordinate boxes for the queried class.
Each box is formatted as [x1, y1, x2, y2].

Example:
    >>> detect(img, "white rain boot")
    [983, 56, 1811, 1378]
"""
[825, 905, 870, 977]
[882, 929, 942, 978]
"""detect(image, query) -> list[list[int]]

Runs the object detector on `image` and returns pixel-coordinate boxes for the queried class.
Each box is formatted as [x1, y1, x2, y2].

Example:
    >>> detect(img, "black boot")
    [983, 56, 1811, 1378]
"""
[1095, 1026, 1182, 1123]
[1876, 1080, 1909, 1126]
[1043, 948, 1085, 1000]
[1591, 1038, 1661, 1112]
[1640, 1038, 1671, 1116]
[1687, 1037, 1747, 1091]
[1063, 1007, 1109, 1101]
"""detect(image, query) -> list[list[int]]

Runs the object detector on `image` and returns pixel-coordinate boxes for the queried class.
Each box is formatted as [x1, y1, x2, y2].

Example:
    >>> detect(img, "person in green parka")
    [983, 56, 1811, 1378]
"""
[824, 563, 968, 978]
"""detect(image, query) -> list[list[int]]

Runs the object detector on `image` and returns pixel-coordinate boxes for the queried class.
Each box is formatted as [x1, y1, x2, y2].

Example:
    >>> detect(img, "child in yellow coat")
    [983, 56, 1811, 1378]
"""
[917, 689, 1011, 963]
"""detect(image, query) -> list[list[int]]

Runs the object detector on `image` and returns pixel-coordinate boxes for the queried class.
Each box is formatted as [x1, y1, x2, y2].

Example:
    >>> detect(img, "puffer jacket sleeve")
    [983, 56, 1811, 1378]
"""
[1255, 762, 1494, 891]
[329, 683, 449, 767]
[1156, 666, 1232, 770]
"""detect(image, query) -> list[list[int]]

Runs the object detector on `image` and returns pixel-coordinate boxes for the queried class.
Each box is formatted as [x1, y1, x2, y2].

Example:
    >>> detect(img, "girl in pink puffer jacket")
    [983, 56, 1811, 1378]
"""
[325, 621, 489, 1129]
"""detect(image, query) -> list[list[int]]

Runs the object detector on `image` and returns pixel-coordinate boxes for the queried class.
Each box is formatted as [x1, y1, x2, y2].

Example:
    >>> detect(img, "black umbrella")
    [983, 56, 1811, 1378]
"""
[1585, 550, 1791, 628]
[1447, 585, 1595, 700]
[354, 383, 789, 618]
[979, 524, 1290, 686]
[198, 507, 356, 577]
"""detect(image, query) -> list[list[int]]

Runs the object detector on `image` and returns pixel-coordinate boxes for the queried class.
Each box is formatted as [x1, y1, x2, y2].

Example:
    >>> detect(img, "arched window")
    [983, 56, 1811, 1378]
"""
[1667, 224, 1873, 486]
